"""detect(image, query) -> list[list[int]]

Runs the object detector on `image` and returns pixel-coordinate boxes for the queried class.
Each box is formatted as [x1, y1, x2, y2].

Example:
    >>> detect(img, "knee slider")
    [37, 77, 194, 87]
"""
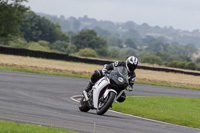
[117, 92, 126, 103]
[117, 95, 126, 103]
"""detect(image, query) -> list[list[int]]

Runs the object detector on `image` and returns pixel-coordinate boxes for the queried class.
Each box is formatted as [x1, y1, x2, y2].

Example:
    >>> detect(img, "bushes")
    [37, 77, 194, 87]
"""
[165, 61, 200, 70]
[165, 61, 179, 68]
[177, 62, 187, 69]
[140, 54, 163, 65]
[108, 46, 120, 58]
[187, 62, 197, 70]
[139, 52, 200, 71]
[28, 42, 51, 52]
[49, 41, 69, 53]
[77, 48, 98, 57]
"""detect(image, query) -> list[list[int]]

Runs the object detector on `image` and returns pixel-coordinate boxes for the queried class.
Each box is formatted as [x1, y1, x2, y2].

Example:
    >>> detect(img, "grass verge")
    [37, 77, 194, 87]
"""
[136, 81, 200, 90]
[111, 96, 200, 129]
[0, 66, 90, 79]
[0, 120, 77, 133]
[0, 65, 199, 90]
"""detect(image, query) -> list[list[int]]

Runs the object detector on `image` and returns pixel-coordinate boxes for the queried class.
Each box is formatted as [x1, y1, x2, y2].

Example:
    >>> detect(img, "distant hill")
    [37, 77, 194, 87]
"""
[38, 13, 200, 47]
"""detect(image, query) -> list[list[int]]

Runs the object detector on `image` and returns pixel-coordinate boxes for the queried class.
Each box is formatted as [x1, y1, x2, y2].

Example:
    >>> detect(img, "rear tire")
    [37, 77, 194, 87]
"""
[79, 97, 90, 112]
[96, 91, 116, 115]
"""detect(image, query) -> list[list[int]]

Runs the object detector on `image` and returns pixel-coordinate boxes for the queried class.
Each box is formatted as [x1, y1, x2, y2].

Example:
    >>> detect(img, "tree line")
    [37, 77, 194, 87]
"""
[40, 14, 200, 48]
[1, 0, 200, 71]
[0, 0, 29, 43]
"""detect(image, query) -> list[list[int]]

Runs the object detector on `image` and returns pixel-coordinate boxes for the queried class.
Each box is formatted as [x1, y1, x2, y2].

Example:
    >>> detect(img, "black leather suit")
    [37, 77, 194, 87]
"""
[90, 61, 136, 102]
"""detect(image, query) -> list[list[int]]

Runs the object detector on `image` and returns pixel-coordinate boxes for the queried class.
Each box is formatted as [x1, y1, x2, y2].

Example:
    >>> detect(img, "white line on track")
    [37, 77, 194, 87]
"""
[70, 95, 200, 131]
[70, 95, 82, 103]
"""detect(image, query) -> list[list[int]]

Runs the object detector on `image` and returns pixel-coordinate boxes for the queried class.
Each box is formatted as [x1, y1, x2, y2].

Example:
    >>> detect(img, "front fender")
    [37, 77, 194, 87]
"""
[103, 89, 117, 99]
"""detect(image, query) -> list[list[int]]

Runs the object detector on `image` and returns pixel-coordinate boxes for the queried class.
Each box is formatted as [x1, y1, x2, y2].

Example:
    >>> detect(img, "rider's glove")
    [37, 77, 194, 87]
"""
[102, 69, 107, 75]
[127, 85, 133, 92]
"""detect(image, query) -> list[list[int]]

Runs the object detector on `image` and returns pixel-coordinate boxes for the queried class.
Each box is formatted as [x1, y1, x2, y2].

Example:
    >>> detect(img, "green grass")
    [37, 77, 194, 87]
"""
[0, 120, 77, 133]
[111, 96, 200, 129]
[136, 81, 200, 90]
[0, 66, 90, 79]
[0, 65, 199, 90]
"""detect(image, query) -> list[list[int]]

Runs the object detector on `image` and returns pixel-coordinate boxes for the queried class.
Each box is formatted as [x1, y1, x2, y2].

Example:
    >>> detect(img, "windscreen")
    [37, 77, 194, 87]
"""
[115, 66, 128, 77]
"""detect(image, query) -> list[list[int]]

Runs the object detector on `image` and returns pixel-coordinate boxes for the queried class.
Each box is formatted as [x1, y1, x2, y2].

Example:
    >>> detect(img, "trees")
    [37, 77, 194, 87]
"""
[167, 43, 184, 55]
[21, 11, 69, 43]
[146, 40, 168, 52]
[0, 0, 29, 44]
[107, 36, 123, 48]
[108, 46, 120, 58]
[139, 51, 194, 67]
[145, 41, 197, 58]
[140, 54, 163, 65]
[50, 41, 69, 53]
[184, 44, 198, 57]
[48, 40, 76, 54]
[142, 36, 157, 46]
[125, 38, 137, 49]
[121, 29, 141, 40]
[120, 48, 138, 57]
[93, 26, 111, 39]
[195, 57, 200, 64]
[72, 20, 80, 33]
[72, 29, 96, 49]
[72, 29, 108, 56]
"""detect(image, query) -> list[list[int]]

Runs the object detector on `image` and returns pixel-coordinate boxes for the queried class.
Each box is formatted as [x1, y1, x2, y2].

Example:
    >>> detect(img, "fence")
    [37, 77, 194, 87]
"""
[1, 46, 200, 76]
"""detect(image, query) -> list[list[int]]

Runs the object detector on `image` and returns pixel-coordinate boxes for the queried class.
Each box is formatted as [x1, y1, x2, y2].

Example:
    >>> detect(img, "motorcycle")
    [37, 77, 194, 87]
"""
[79, 66, 129, 115]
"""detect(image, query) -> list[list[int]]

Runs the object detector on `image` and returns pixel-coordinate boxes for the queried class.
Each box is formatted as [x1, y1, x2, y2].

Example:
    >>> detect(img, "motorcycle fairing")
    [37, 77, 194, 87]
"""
[92, 77, 110, 108]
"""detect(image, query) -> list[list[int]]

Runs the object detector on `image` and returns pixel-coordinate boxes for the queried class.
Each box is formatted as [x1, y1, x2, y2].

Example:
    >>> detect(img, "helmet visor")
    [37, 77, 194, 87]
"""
[127, 62, 137, 72]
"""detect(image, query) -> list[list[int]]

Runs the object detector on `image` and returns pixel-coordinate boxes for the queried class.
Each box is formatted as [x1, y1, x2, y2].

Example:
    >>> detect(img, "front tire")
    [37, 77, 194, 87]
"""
[79, 97, 90, 112]
[96, 91, 116, 115]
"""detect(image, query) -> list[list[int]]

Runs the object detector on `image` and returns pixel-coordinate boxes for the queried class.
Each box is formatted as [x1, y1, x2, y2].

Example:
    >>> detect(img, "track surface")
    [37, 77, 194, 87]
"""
[0, 70, 200, 133]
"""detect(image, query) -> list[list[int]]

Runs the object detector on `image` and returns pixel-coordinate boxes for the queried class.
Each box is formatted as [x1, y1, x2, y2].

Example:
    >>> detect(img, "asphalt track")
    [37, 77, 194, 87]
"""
[0, 70, 200, 133]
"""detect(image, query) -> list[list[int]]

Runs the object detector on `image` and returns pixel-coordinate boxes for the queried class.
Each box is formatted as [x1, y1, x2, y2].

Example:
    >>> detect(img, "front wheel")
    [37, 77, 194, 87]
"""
[96, 91, 116, 115]
[79, 97, 90, 112]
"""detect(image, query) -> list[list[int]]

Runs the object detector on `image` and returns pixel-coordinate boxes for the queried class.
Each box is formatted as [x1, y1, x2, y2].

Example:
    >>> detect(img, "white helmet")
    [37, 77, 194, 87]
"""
[126, 56, 138, 72]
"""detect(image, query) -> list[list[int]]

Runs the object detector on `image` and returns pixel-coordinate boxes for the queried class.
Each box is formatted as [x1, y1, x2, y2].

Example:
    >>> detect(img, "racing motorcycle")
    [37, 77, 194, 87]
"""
[79, 66, 130, 115]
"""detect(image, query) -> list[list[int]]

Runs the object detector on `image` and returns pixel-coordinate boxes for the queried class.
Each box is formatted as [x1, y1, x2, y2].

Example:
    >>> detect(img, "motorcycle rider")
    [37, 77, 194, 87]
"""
[83, 56, 138, 102]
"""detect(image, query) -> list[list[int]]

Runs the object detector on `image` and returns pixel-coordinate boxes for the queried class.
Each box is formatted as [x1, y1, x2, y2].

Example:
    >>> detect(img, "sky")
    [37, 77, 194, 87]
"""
[25, 0, 200, 31]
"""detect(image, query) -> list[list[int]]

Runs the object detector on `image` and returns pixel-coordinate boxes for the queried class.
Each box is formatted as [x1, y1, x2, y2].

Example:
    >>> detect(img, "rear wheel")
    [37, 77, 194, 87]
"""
[79, 97, 90, 112]
[96, 91, 116, 115]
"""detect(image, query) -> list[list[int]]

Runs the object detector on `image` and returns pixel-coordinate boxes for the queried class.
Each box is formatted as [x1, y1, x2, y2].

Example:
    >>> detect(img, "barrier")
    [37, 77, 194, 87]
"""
[0, 46, 200, 76]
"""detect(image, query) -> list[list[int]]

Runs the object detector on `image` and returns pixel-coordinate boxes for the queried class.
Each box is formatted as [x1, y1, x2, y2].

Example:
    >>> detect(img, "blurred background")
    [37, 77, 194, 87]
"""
[1, 0, 200, 70]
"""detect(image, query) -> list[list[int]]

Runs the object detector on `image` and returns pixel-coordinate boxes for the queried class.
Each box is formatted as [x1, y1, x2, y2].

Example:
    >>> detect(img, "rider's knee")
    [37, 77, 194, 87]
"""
[91, 70, 103, 83]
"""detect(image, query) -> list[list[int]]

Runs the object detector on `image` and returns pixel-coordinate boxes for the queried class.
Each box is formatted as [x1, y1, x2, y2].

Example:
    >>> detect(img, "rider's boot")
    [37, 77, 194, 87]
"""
[83, 81, 94, 100]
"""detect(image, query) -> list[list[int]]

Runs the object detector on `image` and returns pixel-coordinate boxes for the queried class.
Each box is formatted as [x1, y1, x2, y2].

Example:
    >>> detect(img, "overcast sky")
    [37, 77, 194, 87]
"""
[25, 0, 200, 31]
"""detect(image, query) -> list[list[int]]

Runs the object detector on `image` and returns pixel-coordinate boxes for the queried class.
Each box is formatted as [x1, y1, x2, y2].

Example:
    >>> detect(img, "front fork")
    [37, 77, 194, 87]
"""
[83, 90, 89, 101]
[115, 90, 125, 102]
[83, 90, 94, 109]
